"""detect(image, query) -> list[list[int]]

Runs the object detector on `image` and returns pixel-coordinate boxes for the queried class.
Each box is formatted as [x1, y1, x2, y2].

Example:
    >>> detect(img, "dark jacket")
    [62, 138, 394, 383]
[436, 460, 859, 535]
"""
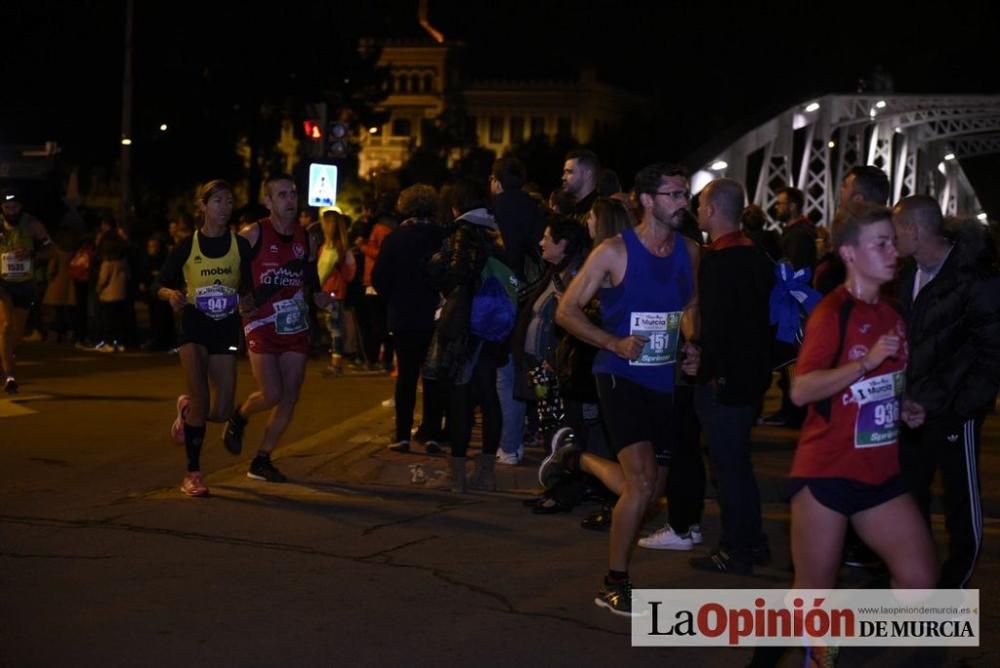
[423, 208, 506, 380]
[780, 216, 817, 271]
[493, 189, 545, 282]
[696, 237, 776, 405]
[372, 218, 445, 335]
[746, 228, 782, 263]
[897, 221, 1000, 421]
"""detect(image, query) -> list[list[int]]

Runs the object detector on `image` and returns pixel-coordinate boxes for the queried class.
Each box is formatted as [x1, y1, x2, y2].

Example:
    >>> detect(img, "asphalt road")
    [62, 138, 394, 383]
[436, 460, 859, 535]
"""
[1, 342, 997, 667]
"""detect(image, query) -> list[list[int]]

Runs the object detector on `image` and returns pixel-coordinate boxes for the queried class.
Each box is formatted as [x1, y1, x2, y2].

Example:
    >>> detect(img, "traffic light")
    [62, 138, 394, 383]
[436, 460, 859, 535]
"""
[303, 120, 323, 141]
[327, 121, 349, 158]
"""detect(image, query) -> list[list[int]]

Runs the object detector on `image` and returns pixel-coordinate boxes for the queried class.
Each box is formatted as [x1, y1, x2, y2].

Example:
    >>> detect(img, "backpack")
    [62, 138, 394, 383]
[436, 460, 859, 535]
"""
[470, 255, 519, 342]
[69, 244, 95, 283]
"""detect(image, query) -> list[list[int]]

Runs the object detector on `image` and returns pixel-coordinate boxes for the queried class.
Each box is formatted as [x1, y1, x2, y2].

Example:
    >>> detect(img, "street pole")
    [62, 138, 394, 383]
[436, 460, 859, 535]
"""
[120, 0, 134, 227]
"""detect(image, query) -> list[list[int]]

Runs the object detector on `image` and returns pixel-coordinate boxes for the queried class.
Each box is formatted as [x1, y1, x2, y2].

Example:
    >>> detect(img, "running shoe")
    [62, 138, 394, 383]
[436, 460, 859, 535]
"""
[171, 395, 190, 444]
[3, 376, 17, 395]
[538, 427, 577, 489]
[594, 579, 635, 617]
[180, 471, 209, 497]
[689, 548, 752, 576]
[495, 450, 520, 466]
[247, 455, 286, 483]
[388, 440, 411, 453]
[223, 411, 247, 455]
[638, 524, 703, 551]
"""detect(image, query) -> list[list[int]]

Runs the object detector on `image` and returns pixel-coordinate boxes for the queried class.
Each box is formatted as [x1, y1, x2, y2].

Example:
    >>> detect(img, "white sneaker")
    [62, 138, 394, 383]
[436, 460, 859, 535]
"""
[638, 524, 703, 551]
[95, 343, 116, 353]
[495, 450, 520, 465]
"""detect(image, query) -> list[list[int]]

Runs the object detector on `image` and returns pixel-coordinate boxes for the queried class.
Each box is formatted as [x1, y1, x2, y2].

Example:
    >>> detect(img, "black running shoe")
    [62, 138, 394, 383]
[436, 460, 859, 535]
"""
[4, 377, 17, 395]
[594, 579, 635, 617]
[538, 428, 577, 490]
[689, 548, 753, 575]
[247, 455, 286, 483]
[223, 412, 247, 455]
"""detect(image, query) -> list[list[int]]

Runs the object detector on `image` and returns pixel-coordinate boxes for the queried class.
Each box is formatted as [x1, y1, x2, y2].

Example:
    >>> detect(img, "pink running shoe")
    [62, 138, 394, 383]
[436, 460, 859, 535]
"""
[180, 471, 209, 497]
[171, 395, 191, 444]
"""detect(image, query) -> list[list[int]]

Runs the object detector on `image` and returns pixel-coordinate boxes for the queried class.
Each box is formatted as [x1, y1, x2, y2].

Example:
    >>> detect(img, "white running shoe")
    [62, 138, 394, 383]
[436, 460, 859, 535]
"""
[495, 450, 520, 465]
[638, 524, 704, 551]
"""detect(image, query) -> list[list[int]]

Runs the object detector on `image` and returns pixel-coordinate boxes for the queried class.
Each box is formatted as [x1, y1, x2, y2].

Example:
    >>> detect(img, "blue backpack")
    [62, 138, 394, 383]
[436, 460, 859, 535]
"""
[470, 256, 519, 342]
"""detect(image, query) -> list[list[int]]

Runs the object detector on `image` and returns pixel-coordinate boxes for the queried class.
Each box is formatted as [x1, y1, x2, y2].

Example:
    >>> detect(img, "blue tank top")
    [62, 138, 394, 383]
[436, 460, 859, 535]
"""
[592, 226, 694, 393]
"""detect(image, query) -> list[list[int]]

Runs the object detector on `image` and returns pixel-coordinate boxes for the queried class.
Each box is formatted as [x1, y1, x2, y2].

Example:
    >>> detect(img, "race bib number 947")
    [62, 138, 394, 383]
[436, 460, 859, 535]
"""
[629, 311, 681, 367]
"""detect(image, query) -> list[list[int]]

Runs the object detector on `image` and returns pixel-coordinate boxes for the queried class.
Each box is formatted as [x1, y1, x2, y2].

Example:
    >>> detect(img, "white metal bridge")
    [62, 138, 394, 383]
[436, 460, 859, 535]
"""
[691, 95, 1000, 223]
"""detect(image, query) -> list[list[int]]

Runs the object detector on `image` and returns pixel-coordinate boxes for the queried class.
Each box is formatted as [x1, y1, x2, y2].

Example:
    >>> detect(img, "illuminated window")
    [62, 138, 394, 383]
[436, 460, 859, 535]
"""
[489, 117, 504, 144]
[509, 117, 524, 144]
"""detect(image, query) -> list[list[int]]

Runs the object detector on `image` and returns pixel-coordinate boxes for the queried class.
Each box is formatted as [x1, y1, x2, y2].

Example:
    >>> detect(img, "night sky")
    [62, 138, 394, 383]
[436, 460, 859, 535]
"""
[5, 0, 1000, 213]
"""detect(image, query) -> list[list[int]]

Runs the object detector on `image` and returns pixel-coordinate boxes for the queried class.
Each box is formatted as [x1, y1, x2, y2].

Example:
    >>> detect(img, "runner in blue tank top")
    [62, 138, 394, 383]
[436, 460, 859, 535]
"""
[554, 163, 700, 617]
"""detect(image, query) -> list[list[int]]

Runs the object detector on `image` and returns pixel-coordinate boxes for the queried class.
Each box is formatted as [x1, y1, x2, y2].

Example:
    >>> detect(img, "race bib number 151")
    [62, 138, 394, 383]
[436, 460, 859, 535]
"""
[629, 311, 681, 367]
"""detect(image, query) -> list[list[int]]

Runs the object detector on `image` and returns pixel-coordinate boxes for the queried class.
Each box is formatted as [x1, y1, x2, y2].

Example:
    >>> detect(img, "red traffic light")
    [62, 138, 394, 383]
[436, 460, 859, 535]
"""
[303, 120, 323, 141]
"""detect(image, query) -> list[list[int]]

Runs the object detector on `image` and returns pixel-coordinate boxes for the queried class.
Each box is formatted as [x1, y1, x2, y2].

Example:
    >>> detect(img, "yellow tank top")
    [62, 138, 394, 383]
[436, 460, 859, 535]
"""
[0, 220, 35, 283]
[182, 231, 241, 320]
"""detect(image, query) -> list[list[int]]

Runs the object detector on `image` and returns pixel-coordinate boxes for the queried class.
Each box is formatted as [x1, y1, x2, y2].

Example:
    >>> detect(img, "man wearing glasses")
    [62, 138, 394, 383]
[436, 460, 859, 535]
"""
[554, 163, 699, 616]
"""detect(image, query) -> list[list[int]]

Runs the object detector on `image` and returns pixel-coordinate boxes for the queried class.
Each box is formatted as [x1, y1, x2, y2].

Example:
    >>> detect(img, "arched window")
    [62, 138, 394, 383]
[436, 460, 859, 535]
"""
[398, 76, 408, 94]
[411, 75, 420, 93]
[423, 74, 434, 93]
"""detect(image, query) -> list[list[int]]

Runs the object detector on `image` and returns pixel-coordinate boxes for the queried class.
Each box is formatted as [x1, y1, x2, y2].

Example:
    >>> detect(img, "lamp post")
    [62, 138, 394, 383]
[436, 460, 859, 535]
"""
[119, 0, 134, 227]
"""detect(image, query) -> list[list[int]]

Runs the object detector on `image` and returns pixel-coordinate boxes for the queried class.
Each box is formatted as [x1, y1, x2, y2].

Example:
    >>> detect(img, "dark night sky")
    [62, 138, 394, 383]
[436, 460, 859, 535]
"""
[5, 0, 1000, 211]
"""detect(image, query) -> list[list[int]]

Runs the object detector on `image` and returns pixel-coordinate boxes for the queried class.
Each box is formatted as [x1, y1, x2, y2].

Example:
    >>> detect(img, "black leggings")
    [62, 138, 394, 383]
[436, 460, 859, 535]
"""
[449, 355, 500, 458]
[394, 331, 432, 442]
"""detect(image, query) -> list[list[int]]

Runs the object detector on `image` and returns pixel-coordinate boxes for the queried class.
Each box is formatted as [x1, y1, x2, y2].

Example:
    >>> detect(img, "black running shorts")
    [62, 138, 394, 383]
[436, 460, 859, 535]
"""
[179, 307, 241, 355]
[786, 475, 906, 516]
[0, 280, 35, 310]
[594, 373, 674, 466]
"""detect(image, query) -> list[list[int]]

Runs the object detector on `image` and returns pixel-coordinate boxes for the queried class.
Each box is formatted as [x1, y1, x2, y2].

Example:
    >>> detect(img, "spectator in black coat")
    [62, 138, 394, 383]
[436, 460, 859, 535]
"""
[373, 185, 447, 455]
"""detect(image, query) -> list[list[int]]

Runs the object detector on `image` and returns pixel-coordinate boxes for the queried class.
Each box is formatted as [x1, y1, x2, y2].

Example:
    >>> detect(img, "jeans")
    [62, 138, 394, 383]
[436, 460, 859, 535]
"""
[496, 359, 526, 456]
[450, 354, 500, 458]
[694, 384, 764, 559]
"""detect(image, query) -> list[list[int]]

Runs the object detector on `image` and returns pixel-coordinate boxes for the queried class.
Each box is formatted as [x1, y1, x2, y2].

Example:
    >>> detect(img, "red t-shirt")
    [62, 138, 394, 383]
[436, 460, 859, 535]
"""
[790, 286, 908, 484]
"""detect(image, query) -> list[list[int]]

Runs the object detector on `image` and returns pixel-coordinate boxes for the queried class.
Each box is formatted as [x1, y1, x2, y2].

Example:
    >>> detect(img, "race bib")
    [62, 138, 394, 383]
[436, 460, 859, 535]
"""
[628, 311, 681, 367]
[273, 297, 308, 335]
[849, 371, 904, 448]
[194, 285, 238, 320]
[1, 253, 31, 281]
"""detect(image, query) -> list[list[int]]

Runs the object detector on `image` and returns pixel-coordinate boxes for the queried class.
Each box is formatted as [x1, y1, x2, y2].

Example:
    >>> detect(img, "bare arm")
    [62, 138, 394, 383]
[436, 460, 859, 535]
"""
[555, 239, 646, 360]
[790, 334, 900, 406]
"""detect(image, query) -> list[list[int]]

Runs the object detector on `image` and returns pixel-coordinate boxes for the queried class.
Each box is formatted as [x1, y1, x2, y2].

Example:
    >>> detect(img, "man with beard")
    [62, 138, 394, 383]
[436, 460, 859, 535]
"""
[223, 175, 332, 482]
[554, 162, 699, 616]
[0, 187, 51, 393]
[561, 149, 600, 217]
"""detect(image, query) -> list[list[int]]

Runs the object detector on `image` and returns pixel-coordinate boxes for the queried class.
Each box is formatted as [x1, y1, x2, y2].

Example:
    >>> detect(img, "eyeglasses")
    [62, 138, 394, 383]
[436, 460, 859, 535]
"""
[653, 190, 691, 201]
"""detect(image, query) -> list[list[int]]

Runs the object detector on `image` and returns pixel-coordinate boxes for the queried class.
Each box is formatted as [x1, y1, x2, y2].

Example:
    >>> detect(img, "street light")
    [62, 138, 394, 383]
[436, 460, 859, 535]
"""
[710, 160, 728, 171]
[160, 123, 168, 132]
[875, 100, 887, 109]
[944, 153, 956, 161]
[121, 137, 132, 146]
[804, 102, 820, 112]
[828, 140, 836, 149]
